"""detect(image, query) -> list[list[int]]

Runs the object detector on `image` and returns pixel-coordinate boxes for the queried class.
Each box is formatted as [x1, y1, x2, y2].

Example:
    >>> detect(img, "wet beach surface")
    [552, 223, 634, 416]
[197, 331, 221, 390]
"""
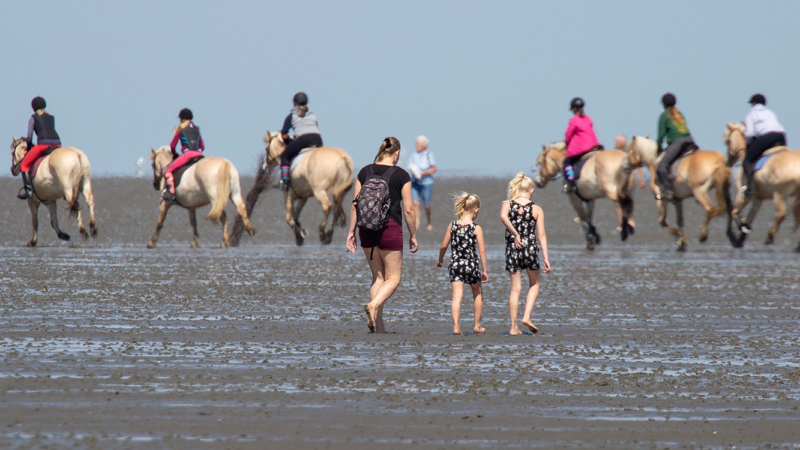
[1, 176, 799, 448]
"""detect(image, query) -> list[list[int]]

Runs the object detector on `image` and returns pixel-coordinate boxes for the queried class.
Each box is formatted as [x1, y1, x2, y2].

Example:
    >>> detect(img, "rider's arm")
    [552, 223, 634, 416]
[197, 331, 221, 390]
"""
[199, 135, 205, 151]
[169, 132, 180, 153]
[26, 116, 35, 148]
[564, 117, 576, 146]
[743, 109, 756, 143]
[281, 114, 293, 139]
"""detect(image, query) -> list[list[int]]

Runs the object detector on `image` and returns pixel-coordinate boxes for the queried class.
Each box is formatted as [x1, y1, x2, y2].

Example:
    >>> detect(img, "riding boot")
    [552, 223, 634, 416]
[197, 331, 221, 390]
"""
[17, 172, 33, 200]
[562, 179, 576, 194]
[162, 174, 176, 202]
[657, 178, 674, 201]
[740, 172, 755, 198]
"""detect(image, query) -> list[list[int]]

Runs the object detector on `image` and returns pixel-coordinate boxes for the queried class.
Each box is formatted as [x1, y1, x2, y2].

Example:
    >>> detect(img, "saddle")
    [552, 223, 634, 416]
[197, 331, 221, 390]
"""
[572, 146, 603, 181]
[654, 145, 698, 180]
[172, 156, 204, 190]
[30, 146, 60, 179]
[290, 147, 318, 171]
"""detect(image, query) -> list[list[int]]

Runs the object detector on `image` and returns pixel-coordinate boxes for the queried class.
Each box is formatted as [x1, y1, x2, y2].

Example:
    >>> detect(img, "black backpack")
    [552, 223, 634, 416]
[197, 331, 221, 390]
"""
[355, 165, 397, 232]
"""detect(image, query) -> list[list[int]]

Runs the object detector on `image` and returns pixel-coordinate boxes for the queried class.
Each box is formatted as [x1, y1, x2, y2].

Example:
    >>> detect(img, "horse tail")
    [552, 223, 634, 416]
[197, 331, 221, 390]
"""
[712, 161, 732, 215]
[206, 160, 231, 223]
[332, 152, 355, 227]
[792, 192, 800, 232]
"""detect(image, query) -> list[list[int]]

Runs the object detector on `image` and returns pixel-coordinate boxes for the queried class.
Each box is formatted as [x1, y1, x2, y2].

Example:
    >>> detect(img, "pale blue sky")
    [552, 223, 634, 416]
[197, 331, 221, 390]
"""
[2, 1, 798, 176]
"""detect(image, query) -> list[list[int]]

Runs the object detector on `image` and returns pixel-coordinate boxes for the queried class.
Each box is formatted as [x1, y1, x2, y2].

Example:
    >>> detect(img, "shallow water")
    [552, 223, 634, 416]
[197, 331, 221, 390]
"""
[1, 176, 799, 448]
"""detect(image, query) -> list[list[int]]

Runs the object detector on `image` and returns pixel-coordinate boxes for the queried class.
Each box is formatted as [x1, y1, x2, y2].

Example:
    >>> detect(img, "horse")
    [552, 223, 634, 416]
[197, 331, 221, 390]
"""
[10, 137, 97, 247]
[232, 131, 353, 246]
[626, 136, 735, 251]
[723, 123, 800, 251]
[534, 142, 635, 250]
[148, 146, 254, 248]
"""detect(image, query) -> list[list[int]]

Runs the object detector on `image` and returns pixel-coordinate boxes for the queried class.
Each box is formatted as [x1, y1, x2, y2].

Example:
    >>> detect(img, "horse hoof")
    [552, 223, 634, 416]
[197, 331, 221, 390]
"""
[147, 241, 156, 249]
[80, 228, 89, 240]
[676, 242, 687, 252]
[191, 240, 198, 248]
[300, 229, 309, 239]
[58, 233, 70, 242]
[740, 224, 751, 235]
[27, 240, 37, 248]
[794, 245, 800, 254]
[295, 236, 305, 246]
[91, 226, 98, 238]
[699, 235, 708, 243]
[765, 236, 775, 246]
[248, 227, 257, 237]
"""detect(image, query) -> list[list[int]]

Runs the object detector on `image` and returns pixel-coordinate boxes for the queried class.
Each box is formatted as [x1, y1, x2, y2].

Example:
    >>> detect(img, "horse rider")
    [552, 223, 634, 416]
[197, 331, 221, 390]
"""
[163, 108, 204, 202]
[740, 93, 786, 198]
[655, 93, 697, 200]
[17, 96, 62, 200]
[279, 92, 323, 190]
[563, 97, 601, 194]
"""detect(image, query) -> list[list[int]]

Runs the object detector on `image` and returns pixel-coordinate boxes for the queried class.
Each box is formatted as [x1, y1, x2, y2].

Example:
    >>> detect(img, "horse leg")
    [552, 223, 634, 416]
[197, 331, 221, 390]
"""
[188, 208, 199, 248]
[313, 189, 334, 245]
[658, 200, 685, 251]
[220, 210, 229, 248]
[82, 175, 98, 238]
[47, 203, 70, 242]
[765, 193, 786, 245]
[27, 198, 40, 247]
[735, 199, 763, 248]
[695, 187, 715, 243]
[618, 197, 635, 241]
[586, 199, 601, 246]
[147, 201, 172, 248]
[286, 192, 308, 246]
[674, 200, 688, 251]
[230, 173, 255, 236]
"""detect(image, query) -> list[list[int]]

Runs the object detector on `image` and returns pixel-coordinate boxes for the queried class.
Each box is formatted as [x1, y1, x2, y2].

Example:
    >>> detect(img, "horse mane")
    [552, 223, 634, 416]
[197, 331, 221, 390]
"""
[547, 141, 566, 151]
[722, 122, 745, 143]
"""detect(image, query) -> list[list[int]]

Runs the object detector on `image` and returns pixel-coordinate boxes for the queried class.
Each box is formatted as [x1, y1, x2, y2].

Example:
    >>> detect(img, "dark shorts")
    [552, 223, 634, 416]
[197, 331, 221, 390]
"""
[359, 219, 404, 251]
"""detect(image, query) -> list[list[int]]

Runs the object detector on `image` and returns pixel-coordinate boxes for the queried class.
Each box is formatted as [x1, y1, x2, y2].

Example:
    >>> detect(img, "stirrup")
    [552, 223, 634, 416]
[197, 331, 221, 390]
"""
[161, 189, 176, 202]
[562, 183, 575, 194]
[280, 178, 290, 191]
[17, 187, 31, 200]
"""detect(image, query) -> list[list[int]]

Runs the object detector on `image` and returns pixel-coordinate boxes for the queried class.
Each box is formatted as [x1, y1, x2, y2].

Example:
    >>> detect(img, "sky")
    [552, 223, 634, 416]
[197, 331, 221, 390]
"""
[2, 0, 799, 176]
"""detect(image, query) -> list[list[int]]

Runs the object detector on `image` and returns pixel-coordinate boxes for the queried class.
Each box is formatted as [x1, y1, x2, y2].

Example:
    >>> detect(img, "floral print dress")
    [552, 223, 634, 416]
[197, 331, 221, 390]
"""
[505, 200, 540, 272]
[448, 221, 482, 285]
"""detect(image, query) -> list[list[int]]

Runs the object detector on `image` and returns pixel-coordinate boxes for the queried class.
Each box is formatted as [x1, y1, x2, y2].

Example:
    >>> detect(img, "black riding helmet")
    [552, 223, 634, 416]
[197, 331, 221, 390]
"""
[31, 96, 46, 111]
[293, 92, 308, 106]
[661, 93, 676, 108]
[748, 93, 766, 105]
[178, 108, 193, 121]
[569, 97, 585, 110]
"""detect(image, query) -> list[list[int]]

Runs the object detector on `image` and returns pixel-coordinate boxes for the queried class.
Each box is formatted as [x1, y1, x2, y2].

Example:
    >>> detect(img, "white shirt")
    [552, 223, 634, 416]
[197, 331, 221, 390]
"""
[744, 104, 785, 140]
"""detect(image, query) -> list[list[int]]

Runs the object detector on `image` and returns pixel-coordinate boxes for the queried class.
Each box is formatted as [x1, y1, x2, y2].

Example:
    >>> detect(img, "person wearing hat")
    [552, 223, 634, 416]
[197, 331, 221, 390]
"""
[17, 96, 62, 199]
[279, 92, 323, 190]
[562, 97, 601, 194]
[655, 93, 697, 200]
[740, 94, 786, 198]
[163, 108, 204, 202]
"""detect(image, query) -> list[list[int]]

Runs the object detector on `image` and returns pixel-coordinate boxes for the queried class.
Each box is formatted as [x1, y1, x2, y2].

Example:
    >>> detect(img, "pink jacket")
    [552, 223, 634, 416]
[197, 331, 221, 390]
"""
[564, 114, 600, 158]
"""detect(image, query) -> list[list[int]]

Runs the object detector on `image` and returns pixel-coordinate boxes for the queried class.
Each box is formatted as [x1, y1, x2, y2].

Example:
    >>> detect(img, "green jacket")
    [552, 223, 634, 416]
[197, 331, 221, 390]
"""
[656, 110, 692, 150]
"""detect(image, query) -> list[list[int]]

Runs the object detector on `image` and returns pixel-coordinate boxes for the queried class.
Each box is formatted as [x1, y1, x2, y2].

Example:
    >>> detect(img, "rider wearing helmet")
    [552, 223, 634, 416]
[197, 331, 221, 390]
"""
[279, 92, 323, 190]
[562, 97, 601, 193]
[740, 94, 786, 198]
[17, 96, 62, 199]
[163, 108, 204, 202]
[655, 93, 697, 200]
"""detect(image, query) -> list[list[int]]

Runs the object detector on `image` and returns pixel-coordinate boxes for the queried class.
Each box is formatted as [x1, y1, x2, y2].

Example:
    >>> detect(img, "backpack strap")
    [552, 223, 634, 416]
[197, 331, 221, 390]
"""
[382, 166, 398, 181]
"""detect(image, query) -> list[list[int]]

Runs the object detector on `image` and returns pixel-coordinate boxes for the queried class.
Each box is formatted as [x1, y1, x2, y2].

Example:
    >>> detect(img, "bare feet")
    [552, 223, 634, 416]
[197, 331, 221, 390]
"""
[473, 326, 486, 333]
[509, 328, 523, 336]
[521, 319, 539, 334]
[426, 223, 433, 231]
[363, 304, 375, 333]
[453, 327, 463, 335]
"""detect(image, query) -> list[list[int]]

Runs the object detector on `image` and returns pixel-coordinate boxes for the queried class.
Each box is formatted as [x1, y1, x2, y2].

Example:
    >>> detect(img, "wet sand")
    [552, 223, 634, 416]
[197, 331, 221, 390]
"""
[1, 176, 799, 448]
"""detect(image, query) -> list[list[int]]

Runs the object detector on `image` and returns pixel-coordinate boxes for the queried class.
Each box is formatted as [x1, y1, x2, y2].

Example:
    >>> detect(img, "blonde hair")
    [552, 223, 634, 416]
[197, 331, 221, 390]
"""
[507, 172, 534, 200]
[374, 136, 401, 163]
[668, 106, 684, 124]
[454, 192, 481, 220]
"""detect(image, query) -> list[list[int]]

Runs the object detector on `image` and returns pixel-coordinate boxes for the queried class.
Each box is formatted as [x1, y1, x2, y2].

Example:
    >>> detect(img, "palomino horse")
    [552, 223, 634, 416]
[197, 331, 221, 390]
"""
[534, 142, 635, 250]
[10, 137, 97, 246]
[148, 146, 254, 248]
[626, 136, 734, 251]
[233, 131, 353, 246]
[723, 123, 800, 251]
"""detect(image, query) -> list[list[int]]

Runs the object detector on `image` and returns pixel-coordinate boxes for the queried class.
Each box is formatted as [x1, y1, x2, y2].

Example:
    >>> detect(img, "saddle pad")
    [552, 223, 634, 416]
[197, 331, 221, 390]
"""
[291, 147, 317, 171]
[573, 150, 601, 181]
[30, 146, 59, 179]
[173, 156, 204, 189]
[754, 153, 776, 172]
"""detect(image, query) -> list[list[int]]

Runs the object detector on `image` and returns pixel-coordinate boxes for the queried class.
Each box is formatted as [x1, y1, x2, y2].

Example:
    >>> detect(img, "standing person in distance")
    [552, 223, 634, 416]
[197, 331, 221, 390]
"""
[346, 137, 418, 333]
[501, 173, 550, 336]
[740, 94, 786, 198]
[408, 135, 437, 231]
[437, 193, 488, 335]
[563, 97, 601, 194]
[279, 92, 323, 191]
[17, 96, 62, 200]
[655, 93, 697, 201]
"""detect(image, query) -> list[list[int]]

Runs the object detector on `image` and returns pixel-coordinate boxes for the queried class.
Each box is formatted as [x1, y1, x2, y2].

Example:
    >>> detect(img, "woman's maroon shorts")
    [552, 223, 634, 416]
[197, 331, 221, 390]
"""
[359, 219, 404, 251]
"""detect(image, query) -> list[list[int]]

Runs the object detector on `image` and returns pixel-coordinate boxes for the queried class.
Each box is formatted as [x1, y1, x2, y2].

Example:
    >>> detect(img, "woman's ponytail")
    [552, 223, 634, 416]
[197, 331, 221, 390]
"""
[507, 172, 534, 200]
[374, 136, 401, 163]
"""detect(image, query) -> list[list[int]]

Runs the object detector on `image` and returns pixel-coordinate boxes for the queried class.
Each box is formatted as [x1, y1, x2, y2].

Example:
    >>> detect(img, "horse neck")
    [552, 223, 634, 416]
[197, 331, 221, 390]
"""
[635, 141, 658, 165]
[267, 140, 286, 167]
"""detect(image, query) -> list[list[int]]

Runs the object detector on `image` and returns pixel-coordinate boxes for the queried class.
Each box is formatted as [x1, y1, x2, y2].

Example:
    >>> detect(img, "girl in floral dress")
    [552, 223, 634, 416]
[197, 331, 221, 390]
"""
[437, 193, 488, 335]
[501, 173, 551, 335]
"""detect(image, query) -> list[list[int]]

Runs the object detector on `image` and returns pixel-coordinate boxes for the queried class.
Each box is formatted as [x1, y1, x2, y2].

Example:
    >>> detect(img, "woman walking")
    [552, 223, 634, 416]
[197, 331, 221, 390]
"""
[346, 137, 418, 333]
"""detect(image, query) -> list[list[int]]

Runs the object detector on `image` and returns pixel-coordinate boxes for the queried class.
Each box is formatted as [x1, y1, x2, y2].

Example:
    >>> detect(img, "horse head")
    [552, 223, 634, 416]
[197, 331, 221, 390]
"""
[10, 137, 27, 176]
[150, 146, 173, 191]
[723, 122, 746, 167]
[263, 131, 286, 169]
[533, 142, 566, 188]
[626, 135, 655, 167]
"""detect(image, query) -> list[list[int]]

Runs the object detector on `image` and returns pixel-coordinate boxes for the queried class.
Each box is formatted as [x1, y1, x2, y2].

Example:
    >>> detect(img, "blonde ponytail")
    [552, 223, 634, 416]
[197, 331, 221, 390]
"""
[374, 136, 401, 163]
[507, 172, 534, 200]
[669, 106, 683, 124]
[454, 192, 481, 220]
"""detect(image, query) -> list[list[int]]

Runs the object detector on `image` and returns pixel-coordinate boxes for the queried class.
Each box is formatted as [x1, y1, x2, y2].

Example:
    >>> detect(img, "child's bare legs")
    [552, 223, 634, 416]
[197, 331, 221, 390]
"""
[521, 269, 541, 333]
[508, 271, 523, 335]
[363, 248, 403, 333]
[470, 283, 485, 333]
[451, 281, 464, 335]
